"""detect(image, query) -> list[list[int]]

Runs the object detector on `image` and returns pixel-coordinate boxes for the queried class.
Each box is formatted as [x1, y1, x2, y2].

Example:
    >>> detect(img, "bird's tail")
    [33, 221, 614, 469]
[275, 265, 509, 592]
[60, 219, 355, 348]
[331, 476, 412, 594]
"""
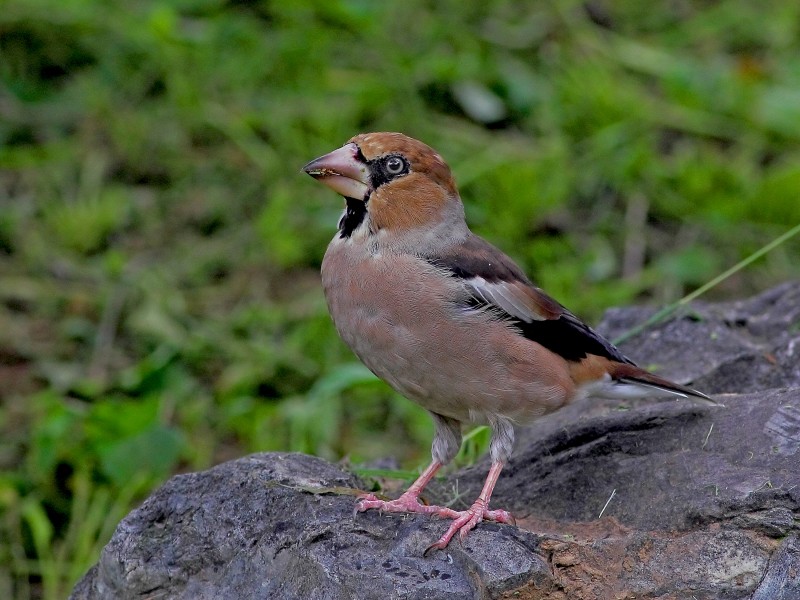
[608, 363, 721, 406]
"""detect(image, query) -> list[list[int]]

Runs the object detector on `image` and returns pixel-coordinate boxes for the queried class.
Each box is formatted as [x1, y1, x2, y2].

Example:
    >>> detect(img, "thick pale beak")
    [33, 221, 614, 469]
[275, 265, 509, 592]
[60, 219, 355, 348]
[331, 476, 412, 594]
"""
[303, 143, 370, 200]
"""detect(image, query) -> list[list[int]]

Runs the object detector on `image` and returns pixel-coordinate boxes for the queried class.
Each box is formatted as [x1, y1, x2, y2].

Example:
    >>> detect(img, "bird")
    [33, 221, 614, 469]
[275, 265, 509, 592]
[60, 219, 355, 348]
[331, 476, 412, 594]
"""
[302, 132, 713, 553]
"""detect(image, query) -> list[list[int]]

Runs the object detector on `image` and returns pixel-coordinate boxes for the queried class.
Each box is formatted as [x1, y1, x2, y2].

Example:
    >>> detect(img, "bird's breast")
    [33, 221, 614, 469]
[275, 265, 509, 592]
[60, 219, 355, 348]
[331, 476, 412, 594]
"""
[320, 237, 575, 423]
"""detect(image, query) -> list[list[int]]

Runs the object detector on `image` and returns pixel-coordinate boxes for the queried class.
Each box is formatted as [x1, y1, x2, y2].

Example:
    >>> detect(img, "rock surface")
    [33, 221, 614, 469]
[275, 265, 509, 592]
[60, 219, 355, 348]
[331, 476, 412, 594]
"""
[71, 284, 800, 600]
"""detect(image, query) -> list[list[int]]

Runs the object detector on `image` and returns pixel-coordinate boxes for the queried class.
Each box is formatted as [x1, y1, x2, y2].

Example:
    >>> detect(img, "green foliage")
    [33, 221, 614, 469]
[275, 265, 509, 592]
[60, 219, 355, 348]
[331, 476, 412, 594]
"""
[1, 0, 800, 597]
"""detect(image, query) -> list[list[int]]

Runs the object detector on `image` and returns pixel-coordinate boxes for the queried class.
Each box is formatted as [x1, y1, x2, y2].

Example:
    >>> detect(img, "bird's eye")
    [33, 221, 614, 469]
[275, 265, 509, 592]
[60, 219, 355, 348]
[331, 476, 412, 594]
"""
[385, 156, 406, 175]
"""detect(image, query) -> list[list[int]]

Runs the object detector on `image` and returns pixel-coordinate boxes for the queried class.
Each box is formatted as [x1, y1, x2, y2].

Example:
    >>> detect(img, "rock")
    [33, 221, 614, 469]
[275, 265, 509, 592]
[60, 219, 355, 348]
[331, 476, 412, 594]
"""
[70, 453, 551, 599]
[451, 390, 799, 599]
[71, 284, 800, 600]
[597, 281, 800, 395]
[752, 533, 800, 600]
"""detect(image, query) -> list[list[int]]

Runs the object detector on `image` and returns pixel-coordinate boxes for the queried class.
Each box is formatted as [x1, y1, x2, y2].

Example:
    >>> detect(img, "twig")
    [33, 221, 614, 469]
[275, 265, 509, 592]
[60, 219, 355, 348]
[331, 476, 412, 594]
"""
[88, 283, 128, 382]
[622, 194, 648, 280]
[702, 423, 714, 448]
[598, 489, 616, 518]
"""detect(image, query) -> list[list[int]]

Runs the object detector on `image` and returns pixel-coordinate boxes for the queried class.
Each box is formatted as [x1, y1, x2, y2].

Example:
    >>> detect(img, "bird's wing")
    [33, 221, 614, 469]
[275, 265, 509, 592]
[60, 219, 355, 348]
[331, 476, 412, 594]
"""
[425, 233, 634, 365]
[425, 234, 712, 401]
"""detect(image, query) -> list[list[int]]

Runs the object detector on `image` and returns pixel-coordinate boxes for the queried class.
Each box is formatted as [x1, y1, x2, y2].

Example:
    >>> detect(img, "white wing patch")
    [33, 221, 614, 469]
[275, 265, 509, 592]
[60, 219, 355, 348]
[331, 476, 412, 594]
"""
[465, 277, 547, 323]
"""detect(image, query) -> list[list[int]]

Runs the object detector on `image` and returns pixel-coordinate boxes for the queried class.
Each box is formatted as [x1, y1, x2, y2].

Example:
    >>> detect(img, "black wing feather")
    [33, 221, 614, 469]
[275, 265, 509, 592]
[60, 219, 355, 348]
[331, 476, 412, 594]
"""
[426, 235, 635, 365]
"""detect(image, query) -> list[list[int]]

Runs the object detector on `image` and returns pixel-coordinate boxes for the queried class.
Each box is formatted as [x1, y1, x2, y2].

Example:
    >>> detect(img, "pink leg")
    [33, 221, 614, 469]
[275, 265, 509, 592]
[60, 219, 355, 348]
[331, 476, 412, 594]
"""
[356, 460, 461, 519]
[424, 461, 515, 554]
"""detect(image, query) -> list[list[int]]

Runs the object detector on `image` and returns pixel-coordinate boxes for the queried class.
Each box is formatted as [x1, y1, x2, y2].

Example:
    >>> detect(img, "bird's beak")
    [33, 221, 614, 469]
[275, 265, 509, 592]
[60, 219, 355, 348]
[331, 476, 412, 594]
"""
[303, 143, 370, 200]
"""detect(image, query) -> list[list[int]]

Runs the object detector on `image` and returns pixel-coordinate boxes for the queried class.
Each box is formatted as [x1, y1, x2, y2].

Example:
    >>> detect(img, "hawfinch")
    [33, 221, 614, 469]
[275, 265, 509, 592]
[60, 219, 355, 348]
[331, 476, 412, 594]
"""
[303, 132, 711, 553]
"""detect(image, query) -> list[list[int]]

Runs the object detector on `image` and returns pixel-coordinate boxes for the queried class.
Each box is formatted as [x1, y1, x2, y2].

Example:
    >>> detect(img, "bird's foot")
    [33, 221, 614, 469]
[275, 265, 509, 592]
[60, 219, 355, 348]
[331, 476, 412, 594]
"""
[355, 492, 460, 519]
[424, 498, 515, 555]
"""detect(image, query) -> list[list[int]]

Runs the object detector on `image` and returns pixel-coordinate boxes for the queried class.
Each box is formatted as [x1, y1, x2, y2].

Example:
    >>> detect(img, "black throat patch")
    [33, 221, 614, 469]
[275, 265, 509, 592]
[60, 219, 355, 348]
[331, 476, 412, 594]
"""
[338, 197, 368, 238]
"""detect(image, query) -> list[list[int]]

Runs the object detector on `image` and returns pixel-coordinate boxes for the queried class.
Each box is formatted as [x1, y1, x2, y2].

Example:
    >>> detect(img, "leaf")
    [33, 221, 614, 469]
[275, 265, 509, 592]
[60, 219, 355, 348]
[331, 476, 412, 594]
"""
[451, 80, 507, 123]
[756, 86, 800, 140]
[307, 363, 379, 400]
[21, 497, 54, 559]
[99, 425, 185, 486]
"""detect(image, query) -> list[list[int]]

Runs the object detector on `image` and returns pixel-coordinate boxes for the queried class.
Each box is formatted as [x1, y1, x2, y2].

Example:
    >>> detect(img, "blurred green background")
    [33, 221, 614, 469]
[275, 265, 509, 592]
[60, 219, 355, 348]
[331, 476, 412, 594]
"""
[1, 0, 799, 597]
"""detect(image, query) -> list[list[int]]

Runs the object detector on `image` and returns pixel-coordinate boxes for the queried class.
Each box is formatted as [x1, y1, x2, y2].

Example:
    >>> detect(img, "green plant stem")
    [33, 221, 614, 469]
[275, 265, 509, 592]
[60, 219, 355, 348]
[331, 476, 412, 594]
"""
[614, 222, 800, 345]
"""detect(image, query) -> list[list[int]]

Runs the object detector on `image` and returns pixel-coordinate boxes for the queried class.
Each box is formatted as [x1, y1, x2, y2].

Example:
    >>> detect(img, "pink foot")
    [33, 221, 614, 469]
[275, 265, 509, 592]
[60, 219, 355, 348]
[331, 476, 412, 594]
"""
[424, 498, 515, 554]
[356, 492, 461, 519]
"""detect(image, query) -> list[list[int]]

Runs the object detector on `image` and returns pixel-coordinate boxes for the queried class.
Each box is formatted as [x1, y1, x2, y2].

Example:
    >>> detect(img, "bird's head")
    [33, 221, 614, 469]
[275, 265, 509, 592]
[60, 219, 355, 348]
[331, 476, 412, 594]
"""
[303, 133, 464, 238]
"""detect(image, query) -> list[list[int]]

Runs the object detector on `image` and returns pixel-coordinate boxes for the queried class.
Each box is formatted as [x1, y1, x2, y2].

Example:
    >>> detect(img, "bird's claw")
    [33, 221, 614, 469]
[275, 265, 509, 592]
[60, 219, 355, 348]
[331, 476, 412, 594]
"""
[355, 491, 460, 519]
[354, 492, 382, 514]
[423, 500, 515, 554]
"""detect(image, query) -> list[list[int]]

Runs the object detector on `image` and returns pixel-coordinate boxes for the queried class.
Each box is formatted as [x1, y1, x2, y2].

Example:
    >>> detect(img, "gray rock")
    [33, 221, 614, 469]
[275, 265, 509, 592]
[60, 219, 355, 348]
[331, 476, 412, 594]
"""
[70, 453, 550, 599]
[752, 533, 800, 600]
[72, 283, 800, 599]
[597, 281, 800, 395]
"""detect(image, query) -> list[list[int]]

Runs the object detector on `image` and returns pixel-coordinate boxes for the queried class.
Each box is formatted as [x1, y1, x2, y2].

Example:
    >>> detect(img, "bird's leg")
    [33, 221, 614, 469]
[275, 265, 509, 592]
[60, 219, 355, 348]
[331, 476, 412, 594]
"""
[356, 460, 461, 518]
[425, 417, 516, 553]
[356, 412, 464, 518]
[424, 461, 514, 554]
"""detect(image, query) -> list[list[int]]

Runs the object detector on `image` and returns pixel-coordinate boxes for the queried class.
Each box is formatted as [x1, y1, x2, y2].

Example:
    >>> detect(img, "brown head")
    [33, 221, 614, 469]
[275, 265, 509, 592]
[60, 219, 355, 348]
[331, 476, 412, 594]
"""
[303, 133, 463, 237]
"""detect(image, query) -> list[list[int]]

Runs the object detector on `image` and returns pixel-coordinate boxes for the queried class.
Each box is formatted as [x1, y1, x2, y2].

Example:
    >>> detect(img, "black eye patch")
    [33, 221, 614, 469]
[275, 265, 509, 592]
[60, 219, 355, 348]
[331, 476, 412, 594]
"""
[368, 154, 410, 188]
